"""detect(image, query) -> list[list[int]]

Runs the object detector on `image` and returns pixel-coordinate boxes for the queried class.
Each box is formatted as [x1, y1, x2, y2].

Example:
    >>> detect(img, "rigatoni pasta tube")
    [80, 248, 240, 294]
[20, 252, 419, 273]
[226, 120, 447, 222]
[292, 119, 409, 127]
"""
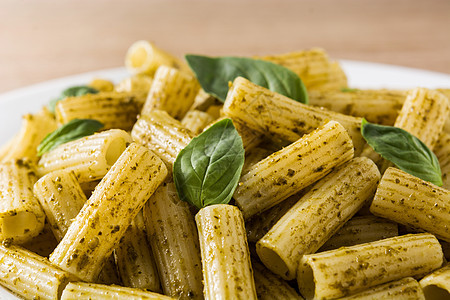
[115, 211, 161, 292]
[419, 264, 450, 300]
[0, 244, 74, 300]
[33, 170, 87, 241]
[55, 91, 146, 131]
[140, 66, 200, 120]
[37, 129, 132, 182]
[370, 167, 450, 242]
[257, 157, 380, 280]
[318, 215, 398, 252]
[222, 77, 365, 154]
[0, 159, 45, 244]
[143, 181, 203, 300]
[308, 89, 405, 125]
[339, 277, 425, 300]
[61, 282, 174, 300]
[181, 110, 214, 135]
[131, 110, 193, 166]
[433, 132, 450, 190]
[49, 143, 168, 282]
[252, 260, 304, 300]
[297, 233, 443, 300]
[234, 120, 354, 219]
[196, 204, 257, 300]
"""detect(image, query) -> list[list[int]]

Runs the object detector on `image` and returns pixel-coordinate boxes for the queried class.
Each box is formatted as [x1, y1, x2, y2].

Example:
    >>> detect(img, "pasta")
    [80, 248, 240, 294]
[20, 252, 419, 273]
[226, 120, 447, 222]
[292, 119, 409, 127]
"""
[0, 41, 449, 300]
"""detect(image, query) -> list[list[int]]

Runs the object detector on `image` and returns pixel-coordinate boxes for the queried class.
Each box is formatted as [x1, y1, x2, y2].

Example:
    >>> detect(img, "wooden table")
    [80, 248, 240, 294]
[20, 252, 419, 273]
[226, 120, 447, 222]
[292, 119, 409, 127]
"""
[0, 0, 449, 93]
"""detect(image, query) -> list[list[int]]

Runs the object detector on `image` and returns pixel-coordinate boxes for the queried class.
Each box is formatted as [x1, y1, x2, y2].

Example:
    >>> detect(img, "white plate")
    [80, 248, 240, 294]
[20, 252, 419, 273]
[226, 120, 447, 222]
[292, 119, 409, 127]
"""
[0, 61, 449, 299]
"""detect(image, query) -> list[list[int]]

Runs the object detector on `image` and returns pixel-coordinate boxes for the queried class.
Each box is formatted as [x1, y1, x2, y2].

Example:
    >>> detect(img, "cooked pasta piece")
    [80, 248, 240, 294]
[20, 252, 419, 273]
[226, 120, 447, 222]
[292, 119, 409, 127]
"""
[88, 78, 114, 92]
[49, 143, 168, 282]
[33, 170, 87, 241]
[37, 129, 132, 182]
[131, 110, 193, 167]
[339, 277, 425, 300]
[246, 192, 304, 243]
[115, 75, 153, 94]
[257, 157, 380, 280]
[257, 48, 347, 91]
[140, 66, 200, 120]
[115, 211, 161, 292]
[190, 88, 219, 112]
[0, 159, 45, 244]
[0, 244, 74, 300]
[433, 131, 450, 190]
[370, 167, 450, 242]
[143, 181, 203, 300]
[222, 77, 365, 154]
[55, 91, 146, 131]
[242, 147, 273, 175]
[181, 110, 214, 135]
[234, 120, 354, 219]
[96, 255, 122, 285]
[125, 40, 189, 76]
[318, 215, 398, 252]
[196, 204, 257, 300]
[297, 233, 443, 300]
[419, 264, 450, 300]
[361, 87, 449, 168]
[252, 260, 304, 300]
[308, 89, 406, 125]
[1, 107, 57, 163]
[61, 282, 174, 300]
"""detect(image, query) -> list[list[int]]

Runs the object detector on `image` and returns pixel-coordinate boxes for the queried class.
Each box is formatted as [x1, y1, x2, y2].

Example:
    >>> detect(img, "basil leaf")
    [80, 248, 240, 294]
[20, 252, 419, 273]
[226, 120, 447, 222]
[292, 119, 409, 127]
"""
[361, 119, 442, 186]
[173, 118, 245, 209]
[49, 85, 99, 113]
[340, 87, 360, 93]
[37, 119, 104, 156]
[185, 55, 308, 104]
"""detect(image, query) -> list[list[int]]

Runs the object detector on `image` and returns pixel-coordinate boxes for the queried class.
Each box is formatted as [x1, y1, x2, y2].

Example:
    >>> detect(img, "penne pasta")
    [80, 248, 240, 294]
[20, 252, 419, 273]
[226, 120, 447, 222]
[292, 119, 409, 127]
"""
[297, 233, 443, 299]
[318, 215, 398, 252]
[181, 110, 214, 135]
[33, 170, 87, 241]
[222, 77, 365, 155]
[252, 260, 304, 300]
[140, 66, 200, 120]
[339, 277, 425, 300]
[257, 157, 380, 280]
[131, 110, 193, 167]
[37, 129, 132, 182]
[257, 48, 347, 91]
[196, 204, 257, 300]
[433, 131, 450, 190]
[115, 211, 161, 292]
[49, 143, 168, 282]
[115, 74, 153, 94]
[0, 159, 45, 244]
[234, 120, 354, 219]
[143, 181, 203, 300]
[419, 263, 450, 300]
[1, 107, 57, 163]
[0, 244, 74, 300]
[61, 282, 174, 300]
[55, 91, 146, 131]
[308, 89, 405, 125]
[370, 167, 450, 242]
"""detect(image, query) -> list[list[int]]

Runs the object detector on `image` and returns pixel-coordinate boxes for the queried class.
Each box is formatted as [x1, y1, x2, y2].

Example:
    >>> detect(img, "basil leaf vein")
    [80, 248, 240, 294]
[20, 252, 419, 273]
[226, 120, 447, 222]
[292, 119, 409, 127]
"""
[49, 85, 99, 113]
[173, 118, 245, 209]
[37, 119, 104, 156]
[185, 55, 308, 104]
[361, 119, 442, 186]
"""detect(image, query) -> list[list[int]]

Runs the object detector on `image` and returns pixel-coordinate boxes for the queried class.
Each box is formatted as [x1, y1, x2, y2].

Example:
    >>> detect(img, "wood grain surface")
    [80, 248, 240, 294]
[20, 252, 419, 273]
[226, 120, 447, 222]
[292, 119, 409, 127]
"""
[0, 0, 449, 93]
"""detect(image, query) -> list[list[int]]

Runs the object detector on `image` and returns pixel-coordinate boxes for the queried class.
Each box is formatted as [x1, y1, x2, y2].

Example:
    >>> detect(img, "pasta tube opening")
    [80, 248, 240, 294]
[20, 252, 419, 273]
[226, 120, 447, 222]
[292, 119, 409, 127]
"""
[422, 285, 450, 300]
[105, 137, 128, 166]
[297, 262, 315, 300]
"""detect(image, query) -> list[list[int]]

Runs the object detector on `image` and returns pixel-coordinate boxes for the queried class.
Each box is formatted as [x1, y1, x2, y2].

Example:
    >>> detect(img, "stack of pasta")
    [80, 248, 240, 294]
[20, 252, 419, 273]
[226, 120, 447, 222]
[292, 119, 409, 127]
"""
[0, 40, 449, 300]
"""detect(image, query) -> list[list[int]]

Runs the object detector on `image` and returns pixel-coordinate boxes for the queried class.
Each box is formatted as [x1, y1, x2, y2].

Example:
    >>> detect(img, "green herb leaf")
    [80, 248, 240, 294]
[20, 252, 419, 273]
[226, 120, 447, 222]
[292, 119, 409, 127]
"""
[340, 87, 360, 93]
[49, 85, 99, 113]
[37, 119, 104, 156]
[173, 118, 245, 209]
[361, 119, 442, 186]
[185, 55, 308, 104]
